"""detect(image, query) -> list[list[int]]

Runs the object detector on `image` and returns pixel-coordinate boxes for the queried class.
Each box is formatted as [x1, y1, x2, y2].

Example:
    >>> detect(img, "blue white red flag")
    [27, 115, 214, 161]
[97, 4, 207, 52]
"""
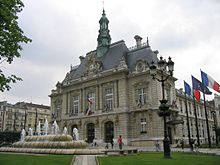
[86, 107, 91, 115]
[184, 81, 191, 96]
[201, 70, 220, 93]
[194, 90, 201, 102]
[191, 76, 212, 95]
[87, 95, 93, 104]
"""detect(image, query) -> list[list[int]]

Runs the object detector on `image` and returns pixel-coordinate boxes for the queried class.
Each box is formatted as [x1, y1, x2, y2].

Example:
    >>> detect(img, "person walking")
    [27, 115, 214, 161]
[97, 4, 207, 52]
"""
[117, 135, 123, 150]
[110, 136, 114, 149]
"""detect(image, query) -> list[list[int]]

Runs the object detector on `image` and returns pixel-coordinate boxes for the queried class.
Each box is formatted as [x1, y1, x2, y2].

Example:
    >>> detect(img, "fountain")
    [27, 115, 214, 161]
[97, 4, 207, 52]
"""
[20, 129, 26, 142]
[36, 121, 41, 135]
[63, 127, 67, 135]
[28, 128, 33, 136]
[44, 118, 49, 135]
[73, 127, 79, 141]
[0, 120, 105, 155]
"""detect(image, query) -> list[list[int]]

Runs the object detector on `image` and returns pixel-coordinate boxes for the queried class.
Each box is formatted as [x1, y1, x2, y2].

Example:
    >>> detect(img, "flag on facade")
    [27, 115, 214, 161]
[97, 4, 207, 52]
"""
[87, 95, 93, 104]
[184, 81, 191, 96]
[86, 107, 91, 115]
[201, 70, 220, 93]
[191, 75, 212, 95]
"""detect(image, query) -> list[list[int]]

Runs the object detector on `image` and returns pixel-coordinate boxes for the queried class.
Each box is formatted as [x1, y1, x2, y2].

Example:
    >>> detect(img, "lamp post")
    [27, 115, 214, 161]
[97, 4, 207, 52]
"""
[150, 56, 174, 159]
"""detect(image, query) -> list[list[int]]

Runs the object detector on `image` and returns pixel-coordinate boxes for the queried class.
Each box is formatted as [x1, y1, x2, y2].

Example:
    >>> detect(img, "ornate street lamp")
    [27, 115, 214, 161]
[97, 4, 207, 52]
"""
[149, 56, 174, 159]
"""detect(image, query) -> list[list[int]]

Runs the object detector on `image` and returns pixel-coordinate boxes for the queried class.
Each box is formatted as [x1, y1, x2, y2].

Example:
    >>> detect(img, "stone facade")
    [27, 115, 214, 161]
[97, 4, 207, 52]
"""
[175, 89, 216, 145]
[0, 101, 51, 133]
[50, 10, 217, 147]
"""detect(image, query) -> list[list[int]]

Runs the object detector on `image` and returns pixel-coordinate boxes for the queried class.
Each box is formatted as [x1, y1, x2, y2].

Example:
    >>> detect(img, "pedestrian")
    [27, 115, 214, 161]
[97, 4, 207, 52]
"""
[180, 139, 184, 150]
[155, 140, 160, 151]
[110, 136, 114, 149]
[117, 135, 123, 150]
[105, 143, 109, 149]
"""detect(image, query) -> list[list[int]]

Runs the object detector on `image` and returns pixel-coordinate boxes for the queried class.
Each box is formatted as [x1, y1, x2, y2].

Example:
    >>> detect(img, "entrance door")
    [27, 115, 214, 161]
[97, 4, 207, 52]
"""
[104, 121, 114, 143]
[87, 123, 95, 143]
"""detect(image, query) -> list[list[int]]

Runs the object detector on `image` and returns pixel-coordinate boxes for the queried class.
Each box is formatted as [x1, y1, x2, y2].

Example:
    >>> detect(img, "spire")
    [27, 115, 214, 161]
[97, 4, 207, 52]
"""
[96, 9, 111, 58]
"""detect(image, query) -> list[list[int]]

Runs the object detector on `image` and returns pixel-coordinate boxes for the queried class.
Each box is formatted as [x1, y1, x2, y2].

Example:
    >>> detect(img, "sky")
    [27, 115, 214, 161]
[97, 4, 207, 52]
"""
[1, 0, 220, 106]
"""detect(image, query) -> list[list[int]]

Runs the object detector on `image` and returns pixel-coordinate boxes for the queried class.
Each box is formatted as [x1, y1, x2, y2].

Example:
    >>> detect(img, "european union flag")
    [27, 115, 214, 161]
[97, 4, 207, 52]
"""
[192, 76, 212, 95]
[184, 81, 191, 96]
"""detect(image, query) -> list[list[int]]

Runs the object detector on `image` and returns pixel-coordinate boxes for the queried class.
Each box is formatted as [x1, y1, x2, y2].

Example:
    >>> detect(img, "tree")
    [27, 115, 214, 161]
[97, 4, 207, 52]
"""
[0, 0, 31, 92]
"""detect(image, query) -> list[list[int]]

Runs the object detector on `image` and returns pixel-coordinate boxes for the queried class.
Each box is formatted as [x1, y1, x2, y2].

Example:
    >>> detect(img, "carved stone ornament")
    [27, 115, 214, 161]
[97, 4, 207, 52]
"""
[86, 52, 103, 74]
[118, 56, 128, 69]
[136, 60, 145, 72]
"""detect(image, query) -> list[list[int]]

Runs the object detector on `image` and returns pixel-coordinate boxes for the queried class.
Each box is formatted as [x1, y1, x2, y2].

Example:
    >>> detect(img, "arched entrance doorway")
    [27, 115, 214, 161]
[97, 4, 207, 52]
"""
[87, 123, 95, 143]
[104, 121, 114, 143]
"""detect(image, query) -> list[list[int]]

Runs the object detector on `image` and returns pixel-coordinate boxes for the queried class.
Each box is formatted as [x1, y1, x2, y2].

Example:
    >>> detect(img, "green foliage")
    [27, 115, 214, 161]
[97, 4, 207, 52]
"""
[98, 152, 220, 165]
[0, 154, 73, 165]
[0, 131, 20, 146]
[0, 0, 31, 91]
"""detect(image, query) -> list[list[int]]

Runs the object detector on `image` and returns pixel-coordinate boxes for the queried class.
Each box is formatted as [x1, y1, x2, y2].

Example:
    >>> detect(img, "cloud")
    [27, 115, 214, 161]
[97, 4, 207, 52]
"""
[2, 0, 220, 105]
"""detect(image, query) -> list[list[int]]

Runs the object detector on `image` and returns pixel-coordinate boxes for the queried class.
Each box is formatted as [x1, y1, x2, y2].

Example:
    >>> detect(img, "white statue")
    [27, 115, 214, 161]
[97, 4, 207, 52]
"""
[20, 129, 26, 142]
[28, 128, 33, 136]
[52, 120, 59, 135]
[63, 127, 68, 135]
[36, 121, 41, 136]
[73, 127, 79, 140]
[44, 118, 49, 135]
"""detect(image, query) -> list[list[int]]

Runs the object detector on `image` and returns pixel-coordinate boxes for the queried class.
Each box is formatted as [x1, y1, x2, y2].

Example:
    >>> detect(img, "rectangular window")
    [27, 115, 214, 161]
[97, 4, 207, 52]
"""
[73, 96, 80, 115]
[140, 118, 147, 133]
[105, 88, 113, 110]
[137, 88, 146, 106]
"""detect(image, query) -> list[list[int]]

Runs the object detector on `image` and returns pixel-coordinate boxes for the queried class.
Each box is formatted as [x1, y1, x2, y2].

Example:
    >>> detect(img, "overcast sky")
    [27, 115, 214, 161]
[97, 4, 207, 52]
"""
[1, 0, 220, 106]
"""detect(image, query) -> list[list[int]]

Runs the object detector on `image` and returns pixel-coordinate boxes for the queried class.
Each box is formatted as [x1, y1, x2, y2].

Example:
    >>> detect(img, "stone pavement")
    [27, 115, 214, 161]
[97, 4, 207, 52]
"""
[72, 155, 97, 165]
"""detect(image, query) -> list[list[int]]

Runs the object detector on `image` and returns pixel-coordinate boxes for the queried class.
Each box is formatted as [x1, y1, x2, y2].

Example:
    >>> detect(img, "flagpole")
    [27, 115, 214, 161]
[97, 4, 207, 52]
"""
[202, 92, 212, 148]
[184, 93, 193, 150]
[192, 92, 200, 146]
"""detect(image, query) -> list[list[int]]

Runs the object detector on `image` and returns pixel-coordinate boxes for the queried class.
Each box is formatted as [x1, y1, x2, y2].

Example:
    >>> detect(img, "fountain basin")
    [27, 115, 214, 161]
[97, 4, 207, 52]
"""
[25, 135, 73, 142]
[12, 140, 87, 149]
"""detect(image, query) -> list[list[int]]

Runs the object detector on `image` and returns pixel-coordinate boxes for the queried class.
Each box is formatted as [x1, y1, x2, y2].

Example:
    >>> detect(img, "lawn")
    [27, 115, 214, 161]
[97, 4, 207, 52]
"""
[0, 153, 73, 165]
[98, 152, 220, 165]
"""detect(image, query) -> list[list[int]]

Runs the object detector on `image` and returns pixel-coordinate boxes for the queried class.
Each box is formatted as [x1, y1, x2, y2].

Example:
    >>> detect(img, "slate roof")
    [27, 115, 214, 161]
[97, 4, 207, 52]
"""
[63, 40, 158, 84]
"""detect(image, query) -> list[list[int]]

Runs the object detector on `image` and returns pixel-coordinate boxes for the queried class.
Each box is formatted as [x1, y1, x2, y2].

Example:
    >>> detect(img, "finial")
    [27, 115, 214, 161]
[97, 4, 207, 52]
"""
[147, 37, 150, 47]
[102, 0, 105, 11]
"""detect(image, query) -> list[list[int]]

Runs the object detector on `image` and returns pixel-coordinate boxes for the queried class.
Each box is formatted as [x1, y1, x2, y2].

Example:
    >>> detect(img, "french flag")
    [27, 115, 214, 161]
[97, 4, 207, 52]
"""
[87, 95, 93, 104]
[201, 70, 220, 93]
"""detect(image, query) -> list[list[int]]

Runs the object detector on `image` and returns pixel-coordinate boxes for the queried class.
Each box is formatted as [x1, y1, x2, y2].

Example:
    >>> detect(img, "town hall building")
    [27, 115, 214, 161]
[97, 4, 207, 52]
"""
[50, 10, 217, 147]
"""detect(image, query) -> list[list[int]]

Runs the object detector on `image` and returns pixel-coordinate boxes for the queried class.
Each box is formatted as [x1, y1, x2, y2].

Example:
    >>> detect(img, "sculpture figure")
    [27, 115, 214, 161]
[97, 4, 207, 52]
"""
[73, 127, 79, 140]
